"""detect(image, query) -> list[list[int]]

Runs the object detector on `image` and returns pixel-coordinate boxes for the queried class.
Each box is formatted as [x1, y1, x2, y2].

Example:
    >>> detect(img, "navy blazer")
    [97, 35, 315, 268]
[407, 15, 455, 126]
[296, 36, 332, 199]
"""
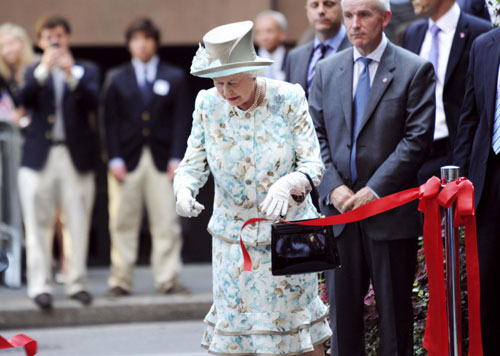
[18, 60, 100, 173]
[104, 61, 191, 172]
[403, 12, 491, 149]
[284, 34, 351, 92]
[458, 0, 491, 22]
[454, 28, 500, 207]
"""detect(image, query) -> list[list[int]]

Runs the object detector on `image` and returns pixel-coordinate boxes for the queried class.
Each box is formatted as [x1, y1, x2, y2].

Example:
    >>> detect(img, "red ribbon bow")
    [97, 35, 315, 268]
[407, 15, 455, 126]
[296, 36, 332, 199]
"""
[240, 177, 482, 355]
[419, 177, 482, 356]
[0, 334, 37, 356]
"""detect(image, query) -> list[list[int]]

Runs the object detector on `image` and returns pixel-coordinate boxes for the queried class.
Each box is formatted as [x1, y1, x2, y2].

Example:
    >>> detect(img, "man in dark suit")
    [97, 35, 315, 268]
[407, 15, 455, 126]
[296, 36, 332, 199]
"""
[18, 15, 99, 309]
[309, 0, 435, 354]
[403, 0, 490, 184]
[104, 18, 190, 297]
[285, 0, 351, 94]
[453, 28, 500, 356]
[458, 0, 492, 22]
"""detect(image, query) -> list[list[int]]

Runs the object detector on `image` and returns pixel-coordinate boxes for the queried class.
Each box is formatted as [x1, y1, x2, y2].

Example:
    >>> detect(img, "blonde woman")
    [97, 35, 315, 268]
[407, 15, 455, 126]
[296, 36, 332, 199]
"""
[0, 22, 35, 124]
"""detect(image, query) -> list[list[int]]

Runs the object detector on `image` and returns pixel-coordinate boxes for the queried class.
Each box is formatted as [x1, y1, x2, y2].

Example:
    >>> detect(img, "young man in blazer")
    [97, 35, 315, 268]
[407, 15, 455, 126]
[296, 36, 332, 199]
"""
[285, 0, 351, 95]
[18, 16, 99, 309]
[454, 28, 500, 356]
[104, 18, 190, 297]
[309, 0, 435, 354]
[403, 0, 490, 183]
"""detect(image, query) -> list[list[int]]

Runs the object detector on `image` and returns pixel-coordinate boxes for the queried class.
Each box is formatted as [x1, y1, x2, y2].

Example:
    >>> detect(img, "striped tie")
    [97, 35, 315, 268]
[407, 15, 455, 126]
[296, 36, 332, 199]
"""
[493, 84, 500, 154]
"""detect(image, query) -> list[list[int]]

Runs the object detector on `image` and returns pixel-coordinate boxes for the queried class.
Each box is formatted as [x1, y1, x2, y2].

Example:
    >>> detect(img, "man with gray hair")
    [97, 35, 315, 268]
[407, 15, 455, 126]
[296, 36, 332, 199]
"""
[254, 10, 288, 80]
[309, 0, 435, 354]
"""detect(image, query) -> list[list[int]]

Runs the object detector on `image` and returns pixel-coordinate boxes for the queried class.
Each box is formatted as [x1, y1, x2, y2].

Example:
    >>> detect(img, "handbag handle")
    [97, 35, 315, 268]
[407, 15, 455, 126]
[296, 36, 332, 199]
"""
[297, 171, 321, 214]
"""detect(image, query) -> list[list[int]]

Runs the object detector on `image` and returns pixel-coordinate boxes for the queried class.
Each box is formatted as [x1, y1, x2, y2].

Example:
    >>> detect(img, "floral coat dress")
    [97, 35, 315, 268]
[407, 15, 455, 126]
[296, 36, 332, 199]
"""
[173, 78, 332, 355]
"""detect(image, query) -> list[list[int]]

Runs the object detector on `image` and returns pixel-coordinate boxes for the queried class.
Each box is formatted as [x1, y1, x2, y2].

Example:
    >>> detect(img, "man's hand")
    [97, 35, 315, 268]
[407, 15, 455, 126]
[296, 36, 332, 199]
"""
[109, 164, 127, 182]
[40, 46, 59, 70]
[167, 161, 180, 180]
[343, 186, 376, 212]
[57, 51, 75, 76]
[330, 185, 355, 213]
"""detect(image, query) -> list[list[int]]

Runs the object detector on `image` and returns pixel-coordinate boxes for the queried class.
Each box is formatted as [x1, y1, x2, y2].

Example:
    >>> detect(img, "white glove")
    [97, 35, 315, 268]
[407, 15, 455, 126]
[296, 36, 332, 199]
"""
[176, 188, 205, 218]
[260, 172, 310, 219]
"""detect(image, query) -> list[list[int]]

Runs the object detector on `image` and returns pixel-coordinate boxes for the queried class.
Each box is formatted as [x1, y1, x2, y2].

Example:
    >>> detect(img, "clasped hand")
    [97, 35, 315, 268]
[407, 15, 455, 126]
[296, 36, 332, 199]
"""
[176, 188, 205, 218]
[330, 185, 376, 214]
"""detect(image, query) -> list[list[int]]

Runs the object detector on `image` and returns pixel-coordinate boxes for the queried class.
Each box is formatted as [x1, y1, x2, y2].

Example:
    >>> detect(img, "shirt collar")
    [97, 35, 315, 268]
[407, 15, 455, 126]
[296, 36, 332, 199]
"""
[313, 25, 346, 52]
[258, 45, 286, 61]
[132, 55, 159, 72]
[353, 32, 388, 63]
[428, 2, 461, 34]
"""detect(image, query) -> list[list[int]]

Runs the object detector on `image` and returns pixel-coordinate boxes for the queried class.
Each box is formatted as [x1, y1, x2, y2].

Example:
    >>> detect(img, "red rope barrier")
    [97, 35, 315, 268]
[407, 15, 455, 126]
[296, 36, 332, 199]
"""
[241, 176, 482, 355]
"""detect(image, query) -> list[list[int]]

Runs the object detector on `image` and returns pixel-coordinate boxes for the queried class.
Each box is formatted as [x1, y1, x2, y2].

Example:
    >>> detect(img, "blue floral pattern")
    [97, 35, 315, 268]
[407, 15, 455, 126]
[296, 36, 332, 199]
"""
[174, 78, 330, 354]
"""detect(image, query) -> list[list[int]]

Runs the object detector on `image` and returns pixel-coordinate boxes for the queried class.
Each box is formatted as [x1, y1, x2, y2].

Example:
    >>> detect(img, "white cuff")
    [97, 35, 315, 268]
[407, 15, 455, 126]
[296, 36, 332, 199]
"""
[109, 157, 126, 169]
[34, 64, 50, 85]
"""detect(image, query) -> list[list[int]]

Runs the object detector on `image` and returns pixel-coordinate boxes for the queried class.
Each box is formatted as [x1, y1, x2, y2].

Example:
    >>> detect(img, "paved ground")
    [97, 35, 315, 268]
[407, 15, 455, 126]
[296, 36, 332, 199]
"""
[0, 264, 213, 330]
[1, 320, 207, 356]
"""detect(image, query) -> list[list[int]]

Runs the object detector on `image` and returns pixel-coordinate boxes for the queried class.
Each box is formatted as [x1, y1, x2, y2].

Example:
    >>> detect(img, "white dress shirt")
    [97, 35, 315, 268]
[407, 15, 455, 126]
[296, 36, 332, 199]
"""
[132, 55, 159, 87]
[352, 33, 388, 98]
[259, 45, 286, 81]
[419, 2, 460, 141]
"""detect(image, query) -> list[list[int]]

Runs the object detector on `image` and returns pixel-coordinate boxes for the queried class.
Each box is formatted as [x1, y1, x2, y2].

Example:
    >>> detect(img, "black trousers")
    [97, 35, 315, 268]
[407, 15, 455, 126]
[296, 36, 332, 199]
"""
[476, 150, 500, 356]
[326, 222, 418, 356]
[417, 138, 452, 185]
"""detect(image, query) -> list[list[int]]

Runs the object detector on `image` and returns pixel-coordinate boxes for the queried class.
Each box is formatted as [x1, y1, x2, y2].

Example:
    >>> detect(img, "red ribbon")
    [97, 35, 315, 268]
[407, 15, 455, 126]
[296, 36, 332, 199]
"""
[0, 334, 37, 356]
[240, 176, 482, 355]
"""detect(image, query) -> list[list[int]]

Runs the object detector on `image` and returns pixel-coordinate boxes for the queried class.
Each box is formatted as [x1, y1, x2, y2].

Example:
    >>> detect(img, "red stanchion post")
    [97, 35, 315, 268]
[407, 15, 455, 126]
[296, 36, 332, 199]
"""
[441, 165, 461, 356]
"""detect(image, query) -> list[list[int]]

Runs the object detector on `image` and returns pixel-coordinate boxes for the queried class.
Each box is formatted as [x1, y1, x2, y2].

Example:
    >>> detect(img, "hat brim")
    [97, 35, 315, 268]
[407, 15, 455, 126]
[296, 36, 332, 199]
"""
[191, 57, 273, 78]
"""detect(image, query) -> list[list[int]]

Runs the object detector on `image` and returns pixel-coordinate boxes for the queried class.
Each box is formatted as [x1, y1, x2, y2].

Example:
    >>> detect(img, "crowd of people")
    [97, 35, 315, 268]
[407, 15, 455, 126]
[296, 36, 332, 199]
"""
[0, 0, 499, 355]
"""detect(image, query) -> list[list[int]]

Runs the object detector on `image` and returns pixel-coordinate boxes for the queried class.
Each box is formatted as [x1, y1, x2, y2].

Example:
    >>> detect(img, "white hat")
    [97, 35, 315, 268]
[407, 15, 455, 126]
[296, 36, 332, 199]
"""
[190, 21, 273, 78]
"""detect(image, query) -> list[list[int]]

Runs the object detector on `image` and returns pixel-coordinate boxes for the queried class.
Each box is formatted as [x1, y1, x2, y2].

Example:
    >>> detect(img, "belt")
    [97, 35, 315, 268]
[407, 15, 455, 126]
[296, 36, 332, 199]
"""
[51, 140, 66, 146]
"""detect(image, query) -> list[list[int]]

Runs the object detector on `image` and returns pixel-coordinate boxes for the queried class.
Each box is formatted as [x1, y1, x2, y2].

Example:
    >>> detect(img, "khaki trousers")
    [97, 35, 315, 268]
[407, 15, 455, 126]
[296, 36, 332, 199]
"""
[18, 146, 95, 298]
[108, 148, 182, 292]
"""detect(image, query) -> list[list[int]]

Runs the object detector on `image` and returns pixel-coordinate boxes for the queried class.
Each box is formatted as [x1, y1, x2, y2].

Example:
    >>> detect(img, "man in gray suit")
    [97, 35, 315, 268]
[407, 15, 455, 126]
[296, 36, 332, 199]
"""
[285, 0, 351, 95]
[309, 0, 435, 354]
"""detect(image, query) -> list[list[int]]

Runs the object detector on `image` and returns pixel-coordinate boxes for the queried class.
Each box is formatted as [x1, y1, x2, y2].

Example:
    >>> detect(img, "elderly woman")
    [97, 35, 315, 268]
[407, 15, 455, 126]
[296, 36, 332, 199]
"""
[174, 21, 331, 356]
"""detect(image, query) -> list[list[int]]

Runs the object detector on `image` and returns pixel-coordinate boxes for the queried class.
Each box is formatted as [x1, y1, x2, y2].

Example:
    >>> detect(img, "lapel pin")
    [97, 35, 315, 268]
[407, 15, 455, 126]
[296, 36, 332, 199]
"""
[383, 77, 388, 83]
[460, 32, 465, 38]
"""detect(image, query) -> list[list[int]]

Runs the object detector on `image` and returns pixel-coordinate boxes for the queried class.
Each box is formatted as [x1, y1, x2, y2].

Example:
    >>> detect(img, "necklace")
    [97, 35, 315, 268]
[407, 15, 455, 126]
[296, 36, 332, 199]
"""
[233, 79, 261, 115]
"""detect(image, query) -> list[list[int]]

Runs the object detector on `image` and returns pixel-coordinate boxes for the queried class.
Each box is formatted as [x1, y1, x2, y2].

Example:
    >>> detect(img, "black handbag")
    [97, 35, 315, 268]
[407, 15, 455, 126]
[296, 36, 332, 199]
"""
[271, 173, 341, 276]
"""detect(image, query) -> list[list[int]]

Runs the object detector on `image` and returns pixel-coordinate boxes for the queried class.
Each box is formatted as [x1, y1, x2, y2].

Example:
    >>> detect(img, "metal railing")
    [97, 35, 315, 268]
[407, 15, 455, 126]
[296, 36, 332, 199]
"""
[0, 120, 24, 288]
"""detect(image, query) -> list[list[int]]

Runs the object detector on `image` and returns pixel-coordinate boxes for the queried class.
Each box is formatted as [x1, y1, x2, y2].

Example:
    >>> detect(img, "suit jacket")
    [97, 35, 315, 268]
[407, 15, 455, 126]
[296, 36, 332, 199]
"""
[104, 61, 191, 172]
[284, 34, 351, 92]
[454, 28, 500, 207]
[403, 11, 491, 149]
[18, 60, 100, 173]
[309, 42, 435, 239]
[458, 0, 491, 22]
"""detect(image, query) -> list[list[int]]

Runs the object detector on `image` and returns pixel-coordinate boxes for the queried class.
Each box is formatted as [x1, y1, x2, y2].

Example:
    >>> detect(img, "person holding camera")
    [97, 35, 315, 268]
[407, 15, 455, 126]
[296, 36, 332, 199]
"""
[17, 15, 99, 310]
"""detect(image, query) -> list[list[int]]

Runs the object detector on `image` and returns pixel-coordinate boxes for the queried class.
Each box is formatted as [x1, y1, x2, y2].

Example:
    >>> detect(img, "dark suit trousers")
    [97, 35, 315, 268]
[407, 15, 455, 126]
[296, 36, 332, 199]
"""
[327, 222, 418, 356]
[417, 138, 452, 185]
[476, 150, 500, 356]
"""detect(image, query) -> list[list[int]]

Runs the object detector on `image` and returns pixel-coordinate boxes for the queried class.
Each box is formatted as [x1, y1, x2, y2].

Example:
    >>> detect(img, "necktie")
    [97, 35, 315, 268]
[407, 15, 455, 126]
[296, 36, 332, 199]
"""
[140, 66, 152, 104]
[428, 24, 440, 74]
[350, 57, 372, 183]
[307, 43, 328, 92]
[492, 83, 500, 154]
